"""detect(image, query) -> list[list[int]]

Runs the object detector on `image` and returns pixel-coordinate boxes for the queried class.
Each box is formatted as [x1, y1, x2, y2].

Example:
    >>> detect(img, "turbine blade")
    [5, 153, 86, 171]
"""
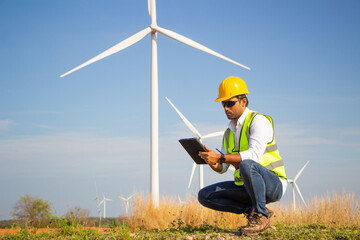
[148, 0, 156, 23]
[60, 27, 151, 78]
[294, 160, 310, 181]
[202, 131, 224, 139]
[154, 26, 250, 70]
[165, 97, 202, 138]
[98, 199, 104, 207]
[294, 183, 307, 207]
[188, 162, 197, 188]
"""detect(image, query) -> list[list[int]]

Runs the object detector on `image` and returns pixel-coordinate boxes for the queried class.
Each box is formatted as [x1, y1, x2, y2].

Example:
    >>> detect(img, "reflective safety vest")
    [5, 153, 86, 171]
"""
[223, 111, 287, 186]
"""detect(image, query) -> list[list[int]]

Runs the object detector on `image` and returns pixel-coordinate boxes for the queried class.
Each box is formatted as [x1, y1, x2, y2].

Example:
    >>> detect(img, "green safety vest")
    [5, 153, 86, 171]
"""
[223, 111, 287, 186]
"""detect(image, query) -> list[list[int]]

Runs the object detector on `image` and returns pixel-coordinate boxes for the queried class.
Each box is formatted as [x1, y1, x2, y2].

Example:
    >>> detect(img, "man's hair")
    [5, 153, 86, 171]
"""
[237, 94, 249, 107]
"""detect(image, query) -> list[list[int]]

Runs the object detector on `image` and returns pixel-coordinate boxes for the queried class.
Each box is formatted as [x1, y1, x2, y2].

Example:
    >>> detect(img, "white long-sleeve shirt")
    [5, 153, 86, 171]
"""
[220, 107, 287, 196]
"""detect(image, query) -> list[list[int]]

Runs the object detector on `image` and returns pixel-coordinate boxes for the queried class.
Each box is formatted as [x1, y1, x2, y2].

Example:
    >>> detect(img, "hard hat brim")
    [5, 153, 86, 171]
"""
[215, 96, 233, 102]
[215, 93, 248, 102]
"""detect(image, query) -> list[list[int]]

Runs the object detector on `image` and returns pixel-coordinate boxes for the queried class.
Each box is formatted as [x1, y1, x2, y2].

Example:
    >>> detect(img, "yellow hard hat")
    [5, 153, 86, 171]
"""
[215, 76, 249, 102]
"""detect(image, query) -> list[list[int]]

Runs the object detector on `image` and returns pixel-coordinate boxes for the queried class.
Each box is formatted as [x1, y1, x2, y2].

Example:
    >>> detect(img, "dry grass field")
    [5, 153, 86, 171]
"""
[1, 191, 359, 239]
[128, 191, 359, 231]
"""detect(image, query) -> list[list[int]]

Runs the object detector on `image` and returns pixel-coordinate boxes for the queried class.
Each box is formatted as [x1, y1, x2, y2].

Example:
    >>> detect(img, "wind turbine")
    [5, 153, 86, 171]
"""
[93, 179, 102, 221]
[287, 160, 310, 210]
[60, 1, 250, 207]
[177, 194, 187, 205]
[98, 194, 112, 218]
[119, 194, 134, 216]
[165, 97, 223, 189]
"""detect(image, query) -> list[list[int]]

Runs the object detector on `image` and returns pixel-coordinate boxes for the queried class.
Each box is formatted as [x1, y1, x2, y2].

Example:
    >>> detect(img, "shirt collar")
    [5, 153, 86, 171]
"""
[229, 107, 250, 131]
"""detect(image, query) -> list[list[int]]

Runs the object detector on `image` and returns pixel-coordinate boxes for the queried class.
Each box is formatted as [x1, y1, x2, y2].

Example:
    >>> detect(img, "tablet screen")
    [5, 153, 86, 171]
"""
[178, 138, 207, 164]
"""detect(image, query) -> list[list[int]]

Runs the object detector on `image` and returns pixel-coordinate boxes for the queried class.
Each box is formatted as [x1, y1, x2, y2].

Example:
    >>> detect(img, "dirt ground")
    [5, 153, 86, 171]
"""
[0, 228, 49, 236]
[0, 227, 112, 236]
[0, 228, 248, 239]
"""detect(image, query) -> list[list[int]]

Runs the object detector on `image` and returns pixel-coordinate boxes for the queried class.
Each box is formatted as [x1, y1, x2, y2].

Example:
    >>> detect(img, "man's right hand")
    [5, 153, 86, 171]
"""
[199, 145, 223, 172]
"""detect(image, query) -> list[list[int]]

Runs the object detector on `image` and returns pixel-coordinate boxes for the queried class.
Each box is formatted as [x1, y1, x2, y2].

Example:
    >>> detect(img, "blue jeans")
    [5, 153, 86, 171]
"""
[198, 160, 283, 218]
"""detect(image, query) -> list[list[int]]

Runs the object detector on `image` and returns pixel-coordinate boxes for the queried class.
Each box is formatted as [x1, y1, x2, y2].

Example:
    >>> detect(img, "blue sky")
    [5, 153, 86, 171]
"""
[0, 0, 359, 219]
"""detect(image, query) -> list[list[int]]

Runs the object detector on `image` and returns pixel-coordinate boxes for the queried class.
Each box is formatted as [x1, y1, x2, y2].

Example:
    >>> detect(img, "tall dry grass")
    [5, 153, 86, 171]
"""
[271, 191, 360, 227]
[126, 191, 359, 231]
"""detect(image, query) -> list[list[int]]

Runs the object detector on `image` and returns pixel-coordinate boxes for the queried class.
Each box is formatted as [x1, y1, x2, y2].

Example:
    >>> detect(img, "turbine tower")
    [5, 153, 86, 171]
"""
[287, 160, 310, 210]
[119, 194, 134, 216]
[60, 1, 250, 207]
[98, 194, 112, 218]
[166, 97, 223, 189]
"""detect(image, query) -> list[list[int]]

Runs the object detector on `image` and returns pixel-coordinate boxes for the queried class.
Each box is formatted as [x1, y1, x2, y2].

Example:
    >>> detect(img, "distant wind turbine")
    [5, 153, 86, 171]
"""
[60, 0, 250, 207]
[119, 194, 134, 216]
[98, 195, 112, 218]
[93, 179, 102, 221]
[287, 160, 310, 210]
[165, 97, 223, 189]
[177, 194, 187, 205]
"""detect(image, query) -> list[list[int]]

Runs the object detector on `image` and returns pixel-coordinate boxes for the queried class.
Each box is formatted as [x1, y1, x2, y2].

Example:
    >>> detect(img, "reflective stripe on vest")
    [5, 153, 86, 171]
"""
[223, 111, 287, 186]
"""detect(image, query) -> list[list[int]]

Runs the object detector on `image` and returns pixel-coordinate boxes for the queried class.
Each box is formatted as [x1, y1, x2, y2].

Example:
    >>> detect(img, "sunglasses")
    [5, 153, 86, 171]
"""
[222, 99, 240, 108]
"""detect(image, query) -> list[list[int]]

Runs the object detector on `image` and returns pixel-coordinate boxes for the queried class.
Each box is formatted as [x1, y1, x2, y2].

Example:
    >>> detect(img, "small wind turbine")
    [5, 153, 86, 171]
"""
[93, 179, 102, 221]
[177, 194, 187, 205]
[287, 160, 310, 210]
[98, 194, 112, 218]
[60, 0, 250, 207]
[119, 194, 134, 216]
[165, 97, 223, 189]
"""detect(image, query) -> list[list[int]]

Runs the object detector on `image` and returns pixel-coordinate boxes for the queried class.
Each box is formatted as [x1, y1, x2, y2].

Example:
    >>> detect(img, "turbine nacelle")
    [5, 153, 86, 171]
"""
[150, 24, 158, 31]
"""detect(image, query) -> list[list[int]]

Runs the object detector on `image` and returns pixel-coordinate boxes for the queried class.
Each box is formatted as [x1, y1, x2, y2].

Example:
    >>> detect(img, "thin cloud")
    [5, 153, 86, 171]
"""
[0, 132, 150, 164]
[0, 119, 14, 131]
[34, 124, 59, 130]
[341, 127, 360, 137]
[278, 124, 360, 152]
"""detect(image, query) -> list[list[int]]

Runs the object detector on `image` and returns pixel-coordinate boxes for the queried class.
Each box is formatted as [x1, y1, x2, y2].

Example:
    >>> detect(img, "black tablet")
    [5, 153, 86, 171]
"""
[178, 137, 207, 164]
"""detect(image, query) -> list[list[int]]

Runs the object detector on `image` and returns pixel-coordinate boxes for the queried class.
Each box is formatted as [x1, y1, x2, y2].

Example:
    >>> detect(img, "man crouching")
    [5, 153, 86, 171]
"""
[198, 76, 287, 234]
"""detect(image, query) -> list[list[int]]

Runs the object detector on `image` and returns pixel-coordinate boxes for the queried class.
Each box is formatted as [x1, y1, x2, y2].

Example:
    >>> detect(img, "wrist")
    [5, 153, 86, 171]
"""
[218, 152, 226, 164]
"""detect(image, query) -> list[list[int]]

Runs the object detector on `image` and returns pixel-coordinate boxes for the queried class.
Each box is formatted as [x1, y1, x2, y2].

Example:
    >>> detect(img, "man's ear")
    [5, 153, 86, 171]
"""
[241, 97, 247, 107]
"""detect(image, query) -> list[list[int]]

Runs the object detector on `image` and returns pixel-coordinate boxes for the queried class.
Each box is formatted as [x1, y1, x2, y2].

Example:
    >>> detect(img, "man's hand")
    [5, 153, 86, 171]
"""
[199, 145, 221, 165]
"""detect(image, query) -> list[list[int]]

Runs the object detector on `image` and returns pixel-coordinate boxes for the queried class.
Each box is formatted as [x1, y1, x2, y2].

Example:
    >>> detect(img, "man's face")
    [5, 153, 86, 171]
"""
[222, 96, 247, 121]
